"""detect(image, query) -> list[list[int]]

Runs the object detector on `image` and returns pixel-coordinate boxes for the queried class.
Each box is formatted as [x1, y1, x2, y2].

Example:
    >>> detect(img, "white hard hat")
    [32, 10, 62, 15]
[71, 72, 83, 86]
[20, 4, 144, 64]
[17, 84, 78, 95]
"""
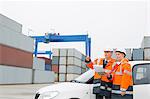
[104, 48, 113, 52]
[115, 48, 126, 55]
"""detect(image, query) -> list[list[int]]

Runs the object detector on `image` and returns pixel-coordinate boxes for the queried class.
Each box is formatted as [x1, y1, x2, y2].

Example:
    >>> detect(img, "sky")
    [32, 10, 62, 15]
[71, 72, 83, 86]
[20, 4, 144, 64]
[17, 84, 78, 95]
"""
[0, 0, 150, 59]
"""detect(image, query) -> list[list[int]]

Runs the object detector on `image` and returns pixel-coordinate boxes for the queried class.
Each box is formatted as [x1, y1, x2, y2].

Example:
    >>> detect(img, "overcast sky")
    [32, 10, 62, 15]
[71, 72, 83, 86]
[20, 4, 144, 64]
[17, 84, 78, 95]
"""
[0, 0, 150, 59]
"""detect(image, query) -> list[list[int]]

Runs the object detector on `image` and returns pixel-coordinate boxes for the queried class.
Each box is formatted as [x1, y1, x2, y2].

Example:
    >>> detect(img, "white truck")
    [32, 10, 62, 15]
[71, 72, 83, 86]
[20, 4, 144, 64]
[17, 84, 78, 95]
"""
[34, 61, 150, 99]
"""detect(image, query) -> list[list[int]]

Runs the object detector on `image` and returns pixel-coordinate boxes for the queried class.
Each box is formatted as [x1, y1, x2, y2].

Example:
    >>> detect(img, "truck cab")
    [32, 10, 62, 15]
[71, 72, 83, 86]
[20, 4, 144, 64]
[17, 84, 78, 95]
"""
[131, 61, 150, 98]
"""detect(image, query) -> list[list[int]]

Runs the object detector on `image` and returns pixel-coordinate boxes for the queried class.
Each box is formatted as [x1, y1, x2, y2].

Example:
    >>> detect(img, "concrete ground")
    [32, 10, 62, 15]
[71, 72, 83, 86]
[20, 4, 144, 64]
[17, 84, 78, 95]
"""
[0, 84, 53, 99]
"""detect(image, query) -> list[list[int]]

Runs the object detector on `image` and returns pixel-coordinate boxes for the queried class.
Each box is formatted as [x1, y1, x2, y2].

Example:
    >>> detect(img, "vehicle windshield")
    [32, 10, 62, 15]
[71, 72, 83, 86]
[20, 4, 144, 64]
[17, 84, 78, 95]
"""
[73, 69, 95, 83]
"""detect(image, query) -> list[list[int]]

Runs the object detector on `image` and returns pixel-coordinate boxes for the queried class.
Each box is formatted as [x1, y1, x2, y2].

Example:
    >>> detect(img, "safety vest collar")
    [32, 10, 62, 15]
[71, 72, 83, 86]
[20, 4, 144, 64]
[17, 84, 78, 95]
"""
[120, 58, 129, 65]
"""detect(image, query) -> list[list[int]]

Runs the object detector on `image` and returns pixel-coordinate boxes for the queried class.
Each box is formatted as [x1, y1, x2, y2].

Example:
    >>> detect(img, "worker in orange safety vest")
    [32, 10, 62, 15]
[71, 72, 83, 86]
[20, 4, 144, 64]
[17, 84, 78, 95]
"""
[85, 48, 115, 99]
[107, 48, 133, 99]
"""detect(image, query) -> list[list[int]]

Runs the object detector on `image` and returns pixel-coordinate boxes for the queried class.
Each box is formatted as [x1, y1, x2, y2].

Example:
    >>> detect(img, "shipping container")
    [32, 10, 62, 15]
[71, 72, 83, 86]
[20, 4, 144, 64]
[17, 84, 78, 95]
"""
[59, 49, 67, 56]
[59, 65, 67, 73]
[0, 14, 22, 33]
[0, 65, 32, 84]
[52, 56, 59, 65]
[45, 64, 52, 71]
[141, 36, 150, 48]
[0, 44, 33, 68]
[52, 49, 60, 56]
[37, 57, 52, 65]
[67, 57, 82, 67]
[81, 61, 87, 69]
[0, 26, 34, 53]
[59, 57, 67, 65]
[81, 54, 86, 61]
[55, 73, 59, 82]
[37, 57, 52, 70]
[132, 48, 144, 60]
[67, 65, 81, 75]
[52, 65, 59, 73]
[68, 49, 82, 59]
[144, 48, 150, 60]
[32, 70, 55, 83]
[59, 74, 66, 82]
[33, 57, 45, 70]
[125, 48, 132, 60]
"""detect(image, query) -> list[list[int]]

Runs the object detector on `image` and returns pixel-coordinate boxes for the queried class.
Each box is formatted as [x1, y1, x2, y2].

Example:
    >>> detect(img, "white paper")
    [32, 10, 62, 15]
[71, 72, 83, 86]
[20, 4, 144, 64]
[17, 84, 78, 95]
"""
[93, 65, 104, 73]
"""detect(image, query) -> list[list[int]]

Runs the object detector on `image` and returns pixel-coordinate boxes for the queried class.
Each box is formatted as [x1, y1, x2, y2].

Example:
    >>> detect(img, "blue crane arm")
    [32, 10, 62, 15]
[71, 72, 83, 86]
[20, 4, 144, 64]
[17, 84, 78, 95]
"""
[31, 34, 91, 58]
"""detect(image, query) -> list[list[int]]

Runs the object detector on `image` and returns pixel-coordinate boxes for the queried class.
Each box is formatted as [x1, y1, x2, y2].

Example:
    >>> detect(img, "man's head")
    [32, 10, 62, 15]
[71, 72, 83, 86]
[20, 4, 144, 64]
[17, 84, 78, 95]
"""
[104, 48, 113, 59]
[115, 48, 126, 61]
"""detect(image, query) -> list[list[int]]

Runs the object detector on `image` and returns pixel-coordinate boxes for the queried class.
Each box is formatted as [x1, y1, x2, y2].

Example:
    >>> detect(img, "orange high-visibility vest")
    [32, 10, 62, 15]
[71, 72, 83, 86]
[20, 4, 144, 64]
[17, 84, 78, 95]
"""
[86, 58, 115, 81]
[111, 58, 133, 91]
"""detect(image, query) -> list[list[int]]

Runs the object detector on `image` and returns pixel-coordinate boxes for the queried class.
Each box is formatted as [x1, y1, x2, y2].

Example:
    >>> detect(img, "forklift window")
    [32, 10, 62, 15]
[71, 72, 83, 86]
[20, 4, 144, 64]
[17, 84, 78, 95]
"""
[133, 63, 150, 85]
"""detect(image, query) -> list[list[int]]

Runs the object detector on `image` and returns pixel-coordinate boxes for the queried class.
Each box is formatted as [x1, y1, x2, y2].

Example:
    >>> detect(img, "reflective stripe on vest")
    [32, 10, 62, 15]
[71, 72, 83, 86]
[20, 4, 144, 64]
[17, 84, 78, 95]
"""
[112, 90, 133, 95]
[124, 70, 132, 75]
[100, 86, 105, 89]
[100, 86, 112, 91]
[115, 69, 132, 75]
[93, 83, 101, 87]
[107, 87, 112, 91]
[115, 72, 123, 75]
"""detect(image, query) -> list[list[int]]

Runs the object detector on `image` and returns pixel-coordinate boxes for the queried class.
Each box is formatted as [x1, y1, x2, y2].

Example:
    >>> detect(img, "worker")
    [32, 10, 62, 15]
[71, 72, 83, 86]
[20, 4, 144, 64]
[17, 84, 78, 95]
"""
[85, 48, 115, 99]
[108, 48, 133, 99]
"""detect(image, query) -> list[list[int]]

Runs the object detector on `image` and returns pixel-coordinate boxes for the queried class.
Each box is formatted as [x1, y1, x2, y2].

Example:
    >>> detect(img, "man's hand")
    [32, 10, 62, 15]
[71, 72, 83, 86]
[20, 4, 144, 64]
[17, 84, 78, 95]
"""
[105, 74, 112, 80]
[85, 56, 90, 61]
[121, 91, 126, 96]
[98, 72, 106, 75]
[101, 72, 107, 75]
[85, 56, 91, 63]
